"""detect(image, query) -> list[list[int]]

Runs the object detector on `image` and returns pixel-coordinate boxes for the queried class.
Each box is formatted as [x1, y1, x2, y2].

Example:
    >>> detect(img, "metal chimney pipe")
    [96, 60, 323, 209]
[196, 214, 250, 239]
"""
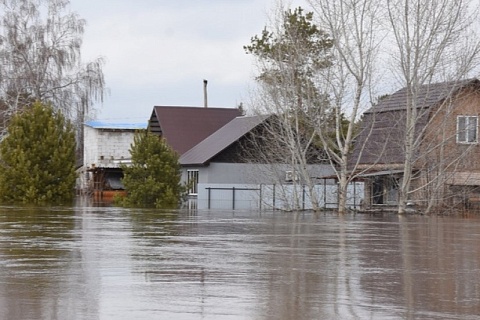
[203, 79, 208, 108]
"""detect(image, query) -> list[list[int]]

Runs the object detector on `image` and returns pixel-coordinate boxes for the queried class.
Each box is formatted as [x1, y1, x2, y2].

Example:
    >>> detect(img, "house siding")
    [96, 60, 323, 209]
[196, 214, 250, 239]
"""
[353, 80, 480, 210]
[422, 88, 480, 170]
[415, 88, 480, 207]
[180, 163, 354, 210]
[181, 163, 336, 186]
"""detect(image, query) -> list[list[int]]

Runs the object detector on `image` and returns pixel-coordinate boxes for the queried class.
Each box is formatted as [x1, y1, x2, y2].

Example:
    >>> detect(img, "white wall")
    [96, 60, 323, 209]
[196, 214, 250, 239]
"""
[84, 126, 136, 169]
[78, 125, 137, 192]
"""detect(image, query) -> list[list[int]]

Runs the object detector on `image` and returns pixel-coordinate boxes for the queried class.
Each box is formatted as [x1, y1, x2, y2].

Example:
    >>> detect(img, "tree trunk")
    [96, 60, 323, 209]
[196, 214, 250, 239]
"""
[337, 165, 349, 215]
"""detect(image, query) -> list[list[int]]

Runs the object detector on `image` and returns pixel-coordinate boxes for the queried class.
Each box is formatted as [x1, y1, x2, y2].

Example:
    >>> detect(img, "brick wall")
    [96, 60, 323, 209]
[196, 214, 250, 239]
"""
[84, 126, 136, 169]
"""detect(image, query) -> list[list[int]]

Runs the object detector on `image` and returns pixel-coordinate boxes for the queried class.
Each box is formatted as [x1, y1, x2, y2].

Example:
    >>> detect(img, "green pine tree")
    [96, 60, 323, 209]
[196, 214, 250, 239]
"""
[244, 6, 333, 108]
[0, 101, 76, 204]
[119, 130, 184, 209]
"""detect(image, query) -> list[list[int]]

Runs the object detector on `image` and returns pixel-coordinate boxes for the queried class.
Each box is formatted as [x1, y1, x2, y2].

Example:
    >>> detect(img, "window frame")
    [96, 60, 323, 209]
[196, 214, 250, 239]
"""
[187, 169, 199, 195]
[456, 115, 478, 144]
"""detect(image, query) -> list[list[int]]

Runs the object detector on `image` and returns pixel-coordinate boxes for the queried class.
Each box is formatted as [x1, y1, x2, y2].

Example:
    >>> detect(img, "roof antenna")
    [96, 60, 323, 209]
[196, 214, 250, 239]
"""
[203, 79, 208, 108]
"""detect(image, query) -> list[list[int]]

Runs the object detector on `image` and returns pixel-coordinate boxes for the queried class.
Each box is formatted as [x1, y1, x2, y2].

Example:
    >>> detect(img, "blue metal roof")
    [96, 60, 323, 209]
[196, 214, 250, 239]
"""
[85, 120, 148, 130]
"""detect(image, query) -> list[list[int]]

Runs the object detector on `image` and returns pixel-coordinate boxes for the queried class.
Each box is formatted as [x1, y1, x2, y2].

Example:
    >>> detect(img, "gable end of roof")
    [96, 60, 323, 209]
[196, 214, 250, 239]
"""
[179, 115, 270, 166]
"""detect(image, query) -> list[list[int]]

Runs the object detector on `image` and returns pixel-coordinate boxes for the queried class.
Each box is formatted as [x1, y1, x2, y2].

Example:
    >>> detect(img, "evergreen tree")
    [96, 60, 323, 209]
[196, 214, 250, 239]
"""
[0, 101, 76, 204]
[120, 130, 184, 209]
[242, 7, 334, 211]
[244, 6, 333, 112]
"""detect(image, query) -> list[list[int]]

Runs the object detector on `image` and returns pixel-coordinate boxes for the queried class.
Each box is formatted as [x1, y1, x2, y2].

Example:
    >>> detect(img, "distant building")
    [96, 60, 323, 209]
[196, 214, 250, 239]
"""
[148, 106, 340, 210]
[78, 121, 147, 200]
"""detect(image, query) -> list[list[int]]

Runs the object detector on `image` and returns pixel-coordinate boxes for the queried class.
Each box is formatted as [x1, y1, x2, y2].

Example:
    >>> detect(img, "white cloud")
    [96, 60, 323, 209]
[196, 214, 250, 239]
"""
[71, 0, 308, 121]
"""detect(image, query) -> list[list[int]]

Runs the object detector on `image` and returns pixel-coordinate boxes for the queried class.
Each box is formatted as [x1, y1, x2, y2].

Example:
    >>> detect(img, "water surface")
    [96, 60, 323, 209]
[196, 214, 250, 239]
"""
[0, 206, 479, 319]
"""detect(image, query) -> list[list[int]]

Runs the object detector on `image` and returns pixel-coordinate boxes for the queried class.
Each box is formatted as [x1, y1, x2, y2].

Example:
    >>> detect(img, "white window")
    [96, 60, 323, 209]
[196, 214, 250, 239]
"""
[187, 170, 199, 195]
[457, 116, 478, 144]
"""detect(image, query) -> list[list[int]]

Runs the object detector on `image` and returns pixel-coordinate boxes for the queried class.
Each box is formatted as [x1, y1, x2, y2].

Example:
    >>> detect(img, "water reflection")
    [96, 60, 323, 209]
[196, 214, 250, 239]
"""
[359, 215, 480, 318]
[0, 207, 81, 319]
[0, 207, 479, 319]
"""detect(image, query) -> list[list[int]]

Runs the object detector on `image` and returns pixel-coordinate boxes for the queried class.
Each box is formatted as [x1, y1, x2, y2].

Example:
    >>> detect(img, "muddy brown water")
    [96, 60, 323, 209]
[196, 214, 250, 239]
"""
[0, 206, 479, 319]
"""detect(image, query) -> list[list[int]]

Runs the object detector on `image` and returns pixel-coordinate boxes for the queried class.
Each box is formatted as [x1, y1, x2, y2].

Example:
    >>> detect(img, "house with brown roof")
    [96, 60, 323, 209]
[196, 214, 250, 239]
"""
[352, 79, 480, 210]
[148, 106, 338, 210]
[148, 106, 242, 155]
[179, 114, 272, 198]
[148, 105, 244, 198]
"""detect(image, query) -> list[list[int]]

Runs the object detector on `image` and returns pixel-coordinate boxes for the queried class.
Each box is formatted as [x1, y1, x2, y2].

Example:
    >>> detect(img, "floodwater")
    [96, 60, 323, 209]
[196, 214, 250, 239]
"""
[0, 207, 479, 320]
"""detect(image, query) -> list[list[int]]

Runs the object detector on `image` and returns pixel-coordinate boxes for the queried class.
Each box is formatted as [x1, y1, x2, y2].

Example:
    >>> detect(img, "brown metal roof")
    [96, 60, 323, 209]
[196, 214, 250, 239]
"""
[149, 106, 242, 155]
[180, 115, 270, 166]
[352, 79, 479, 166]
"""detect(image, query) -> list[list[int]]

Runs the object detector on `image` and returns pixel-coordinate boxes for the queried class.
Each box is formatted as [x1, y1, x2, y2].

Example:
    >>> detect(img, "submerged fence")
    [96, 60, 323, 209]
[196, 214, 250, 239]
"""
[196, 181, 364, 211]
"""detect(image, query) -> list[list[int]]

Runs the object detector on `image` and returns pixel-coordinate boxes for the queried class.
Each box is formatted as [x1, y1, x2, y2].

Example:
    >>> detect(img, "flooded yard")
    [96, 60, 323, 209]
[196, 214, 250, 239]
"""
[0, 206, 479, 319]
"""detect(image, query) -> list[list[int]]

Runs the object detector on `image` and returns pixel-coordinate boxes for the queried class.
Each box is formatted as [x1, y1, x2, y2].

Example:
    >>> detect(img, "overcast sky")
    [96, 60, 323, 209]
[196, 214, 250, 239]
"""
[69, 0, 307, 123]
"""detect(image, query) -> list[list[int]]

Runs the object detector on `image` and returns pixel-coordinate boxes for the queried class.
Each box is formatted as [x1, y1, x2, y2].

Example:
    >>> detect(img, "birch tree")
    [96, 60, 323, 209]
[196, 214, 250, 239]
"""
[308, 0, 382, 214]
[0, 0, 106, 138]
[385, 0, 480, 214]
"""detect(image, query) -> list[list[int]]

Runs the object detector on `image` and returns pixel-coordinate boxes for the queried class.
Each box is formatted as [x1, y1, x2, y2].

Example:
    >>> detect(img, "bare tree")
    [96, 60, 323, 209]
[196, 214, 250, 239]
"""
[247, 0, 480, 214]
[385, 0, 480, 214]
[246, 2, 383, 213]
[245, 6, 333, 211]
[0, 0, 106, 138]
[244, 95, 330, 211]
[308, 0, 382, 214]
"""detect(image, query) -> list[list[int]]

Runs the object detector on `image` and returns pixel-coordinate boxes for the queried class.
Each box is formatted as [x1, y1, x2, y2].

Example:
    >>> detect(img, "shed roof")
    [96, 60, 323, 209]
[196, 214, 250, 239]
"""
[180, 115, 270, 166]
[149, 106, 242, 155]
[85, 120, 147, 130]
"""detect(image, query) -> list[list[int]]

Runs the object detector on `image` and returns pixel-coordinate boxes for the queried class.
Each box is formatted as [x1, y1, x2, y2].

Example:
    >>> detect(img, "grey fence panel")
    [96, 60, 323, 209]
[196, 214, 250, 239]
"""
[197, 182, 364, 211]
[198, 184, 260, 210]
